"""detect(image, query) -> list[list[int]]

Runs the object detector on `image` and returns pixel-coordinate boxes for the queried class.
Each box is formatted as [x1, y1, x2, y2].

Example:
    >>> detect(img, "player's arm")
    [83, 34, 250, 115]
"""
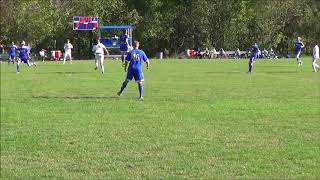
[143, 53, 150, 69]
[301, 42, 305, 48]
[104, 47, 109, 56]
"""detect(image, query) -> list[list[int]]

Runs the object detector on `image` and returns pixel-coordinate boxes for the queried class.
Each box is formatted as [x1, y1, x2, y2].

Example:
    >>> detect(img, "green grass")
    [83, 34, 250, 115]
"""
[1, 59, 319, 179]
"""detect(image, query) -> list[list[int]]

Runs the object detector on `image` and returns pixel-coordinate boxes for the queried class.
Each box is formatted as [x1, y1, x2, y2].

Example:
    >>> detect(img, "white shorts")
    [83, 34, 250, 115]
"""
[95, 54, 104, 63]
[64, 53, 72, 60]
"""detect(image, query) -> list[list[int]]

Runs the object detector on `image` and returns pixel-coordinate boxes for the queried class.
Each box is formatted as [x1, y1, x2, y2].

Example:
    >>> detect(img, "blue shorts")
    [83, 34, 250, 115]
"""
[20, 58, 29, 64]
[126, 69, 144, 82]
[250, 55, 257, 61]
[295, 50, 301, 58]
[9, 55, 16, 60]
[120, 44, 129, 52]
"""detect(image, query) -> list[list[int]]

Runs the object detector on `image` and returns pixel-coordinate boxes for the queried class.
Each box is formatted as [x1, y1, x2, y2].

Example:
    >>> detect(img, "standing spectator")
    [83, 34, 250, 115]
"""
[63, 39, 73, 64]
[39, 49, 46, 62]
[269, 48, 276, 59]
[220, 48, 227, 58]
[235, 48, 241, 59]
[0, 44, 4, 54]
[312, 42, 319, 72]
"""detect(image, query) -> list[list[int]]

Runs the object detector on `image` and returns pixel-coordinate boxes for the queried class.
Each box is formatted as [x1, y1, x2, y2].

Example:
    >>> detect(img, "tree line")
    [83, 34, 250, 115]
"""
[1, 0, 319, 58]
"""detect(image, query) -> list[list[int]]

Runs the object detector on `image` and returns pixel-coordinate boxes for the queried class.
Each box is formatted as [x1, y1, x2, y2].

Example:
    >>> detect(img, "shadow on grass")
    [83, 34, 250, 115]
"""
[204, 71, 241, 74]
[32, 95, 119, 99]
[35, 71, 91, 74]
[264, 71, 298, 74]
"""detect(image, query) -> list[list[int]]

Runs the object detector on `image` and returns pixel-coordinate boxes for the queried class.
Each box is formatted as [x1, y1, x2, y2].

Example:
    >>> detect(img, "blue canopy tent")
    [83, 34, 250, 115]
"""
[98, 25, 133, 49]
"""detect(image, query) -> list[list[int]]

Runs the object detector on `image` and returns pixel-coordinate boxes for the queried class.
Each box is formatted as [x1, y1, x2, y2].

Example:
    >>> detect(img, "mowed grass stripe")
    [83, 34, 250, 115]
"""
[1, 59, 319, 179]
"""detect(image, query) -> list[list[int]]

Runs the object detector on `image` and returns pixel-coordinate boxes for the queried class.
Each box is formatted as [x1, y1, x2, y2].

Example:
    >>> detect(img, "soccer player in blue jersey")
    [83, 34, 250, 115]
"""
[247, 43, 259, 73]
[117, 41, 150, 99]
[8, 42, 17, 64]
[294, 37, 305, 66]
[119, 30, 130, 64]
[16, 41, 36, 73]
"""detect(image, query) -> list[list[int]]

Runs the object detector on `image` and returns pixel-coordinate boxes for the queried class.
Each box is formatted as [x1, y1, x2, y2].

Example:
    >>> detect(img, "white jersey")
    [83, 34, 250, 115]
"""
[92, 43, 106, 55]
[39, 50, 45, 57]
[64, 43, 73, 54]
[313, 45, 319, 59]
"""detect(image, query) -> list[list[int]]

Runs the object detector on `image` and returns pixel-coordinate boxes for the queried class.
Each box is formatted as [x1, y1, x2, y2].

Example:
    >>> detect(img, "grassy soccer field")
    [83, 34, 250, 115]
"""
[1, 59, 319, 179]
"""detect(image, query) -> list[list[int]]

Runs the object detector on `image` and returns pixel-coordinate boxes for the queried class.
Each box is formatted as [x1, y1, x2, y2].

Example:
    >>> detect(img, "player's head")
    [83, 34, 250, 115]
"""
[11, 41, 15, 45]
[133, 41, 139, 48]
[21, 41, 25, 45]
[122, 29, 126, 34]
[67, 39, 70, 43]
[298, 37, 302, 41]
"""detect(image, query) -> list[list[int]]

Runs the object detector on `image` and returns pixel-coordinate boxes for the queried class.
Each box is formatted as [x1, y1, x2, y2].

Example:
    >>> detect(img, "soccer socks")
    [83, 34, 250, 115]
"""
[101, 64, 105, 74]
[95, 60, 99, 70]
[121, 55, 125, 64]
[138, 83, 143, 98]
[16, 64, 20, 72]
[119, 81, 128, 94]
[297, 58, 302, 66]
[248, 63, 253, 72]
[313, 60, 319, 72]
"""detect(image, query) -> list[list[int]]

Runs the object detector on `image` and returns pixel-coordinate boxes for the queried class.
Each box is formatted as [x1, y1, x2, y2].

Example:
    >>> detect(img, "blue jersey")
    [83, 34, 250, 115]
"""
[19, 45, 29, 61]
[294, 41, 304, 53]
[119, 34, 128, 45]
[9, 45, 17, 56]
[126, 48, 148, 72]
[251, 44, 259, 56]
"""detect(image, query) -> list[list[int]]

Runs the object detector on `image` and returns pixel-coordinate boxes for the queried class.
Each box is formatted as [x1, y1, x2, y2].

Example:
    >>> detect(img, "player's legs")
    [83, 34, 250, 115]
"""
[99, 55, 105, 74]
[69, 54, 72, 64]
[16, 59, 21, 73]
[134, 72, 145, 99]
[248, 56, 256, 73]
[121, 51, 127, 64]
[94, 55, 99, 70]
[312, 58, 319, 72]
[296, 51, 302, 66]
[118, 71, 133, 96]
[137, 81, 144, 99]
[63, 53, 67, 64]
[8, 55, 14, 64]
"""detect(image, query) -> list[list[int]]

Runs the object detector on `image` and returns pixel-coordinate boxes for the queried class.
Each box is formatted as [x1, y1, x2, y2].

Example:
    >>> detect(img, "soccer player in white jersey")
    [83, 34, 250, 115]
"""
[312, 43, 319, 72]
[63, 39, 73, 64]
[92, 39, 109, 74]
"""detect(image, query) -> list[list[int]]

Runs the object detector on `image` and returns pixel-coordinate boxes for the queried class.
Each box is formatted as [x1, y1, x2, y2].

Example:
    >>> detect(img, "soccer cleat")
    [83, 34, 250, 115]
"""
[33, 62, 37, 67]
[139, 96, 144, 100]
[94, 67, 98, 70]
[117, 92, 121, 97]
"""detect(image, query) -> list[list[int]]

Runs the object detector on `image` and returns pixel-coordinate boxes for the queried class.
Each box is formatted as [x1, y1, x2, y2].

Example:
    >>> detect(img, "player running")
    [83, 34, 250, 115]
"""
[92, 39, 109, 74]
[294, 37, 305, 66]
[119, 30, 130, 65]
[63, 39, 73, 64]
[117, 41, 150, 99]
[16, 41, 36, 73]
[8, 42, 17, 64]
[312, 43, 319, 72]
[247, 43, 259, 73]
